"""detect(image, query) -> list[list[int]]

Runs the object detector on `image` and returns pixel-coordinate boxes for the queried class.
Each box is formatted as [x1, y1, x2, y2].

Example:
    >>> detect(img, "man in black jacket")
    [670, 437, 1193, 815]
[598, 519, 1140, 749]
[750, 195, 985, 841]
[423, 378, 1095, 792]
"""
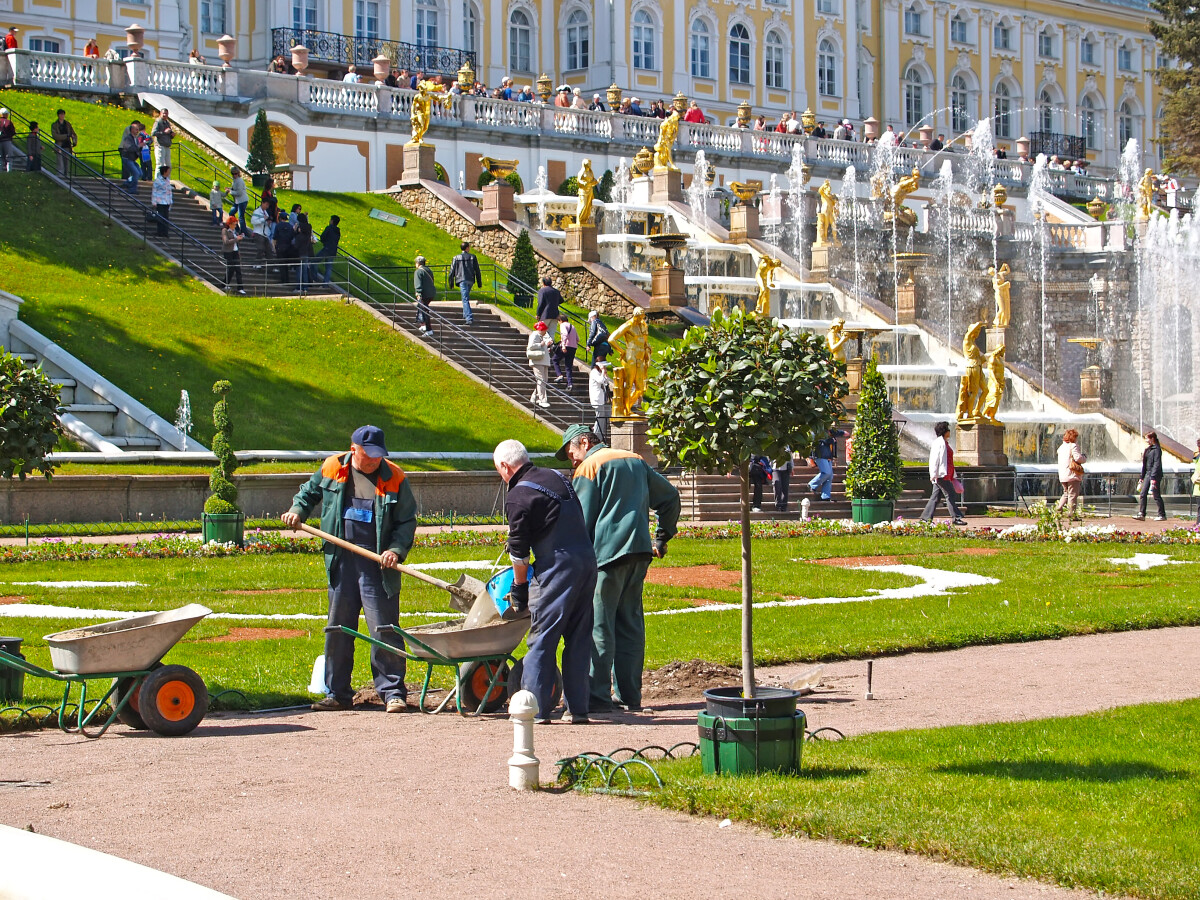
[317, 214, 340, 284]
[536, 276, 563, 322]
[50, 109, 77, 176]
[414, 255, 436, 335]
[1134, 431, 1167, 521]
[448, 240, 482, 326]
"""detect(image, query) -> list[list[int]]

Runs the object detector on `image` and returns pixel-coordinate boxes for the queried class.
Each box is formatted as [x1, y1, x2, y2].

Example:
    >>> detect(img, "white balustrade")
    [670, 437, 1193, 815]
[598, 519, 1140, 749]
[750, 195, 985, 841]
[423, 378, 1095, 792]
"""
[808, 136, 871, 169]
[686, 123, 745, 154]
[552, 107, 613, 139]
[470, 96, 541, 131]
[143, 59, 226, 98]
[308, 79, 378, 113]
[619, 115, 662, 145]
[25, 51, 105, 90]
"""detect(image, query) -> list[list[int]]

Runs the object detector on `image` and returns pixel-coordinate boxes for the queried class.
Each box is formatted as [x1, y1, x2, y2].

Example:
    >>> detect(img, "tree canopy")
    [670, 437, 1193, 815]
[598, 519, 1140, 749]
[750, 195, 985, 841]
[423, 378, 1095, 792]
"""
[1151, 0, 1200, 172]
[0, 352, 61, 480]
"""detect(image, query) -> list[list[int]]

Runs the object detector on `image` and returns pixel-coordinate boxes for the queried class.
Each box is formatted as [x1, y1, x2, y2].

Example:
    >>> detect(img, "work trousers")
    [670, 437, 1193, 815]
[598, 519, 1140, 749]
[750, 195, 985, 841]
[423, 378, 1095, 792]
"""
[459, 281, 474, 324]
[590, 555, 651, 710]
[1055, 481, 1081, 517]
[773, 467, 792, 512]
[524, 568, 595, 718]
[323, 551, 407, 705]
[1138, 478, 1166, 519]
[921, 478, 963, 521]
[808, 458, 834, 499]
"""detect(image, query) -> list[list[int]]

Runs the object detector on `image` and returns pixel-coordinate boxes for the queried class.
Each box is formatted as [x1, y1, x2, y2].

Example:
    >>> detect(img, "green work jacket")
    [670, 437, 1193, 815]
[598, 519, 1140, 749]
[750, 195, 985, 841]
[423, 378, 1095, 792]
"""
[288, 452, 418, 596]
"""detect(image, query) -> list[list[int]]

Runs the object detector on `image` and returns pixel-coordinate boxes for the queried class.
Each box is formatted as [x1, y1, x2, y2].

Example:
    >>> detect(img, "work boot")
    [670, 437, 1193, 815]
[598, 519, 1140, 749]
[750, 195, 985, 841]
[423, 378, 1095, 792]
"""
[562, 712, 590, 725]
[385, 697, 408, 713]
[310, 696, 350, 711]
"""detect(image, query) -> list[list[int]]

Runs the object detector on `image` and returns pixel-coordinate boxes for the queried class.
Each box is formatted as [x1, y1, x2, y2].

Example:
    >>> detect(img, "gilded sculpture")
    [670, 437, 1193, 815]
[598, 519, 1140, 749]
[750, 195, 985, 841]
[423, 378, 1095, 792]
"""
[575, 159, 599, 227]
[754, 256, 782, 316]
[980, 343, 1006, 424]
[1137, 168, 1155, 221]
[653, 108, 681, 173]
[408, 79, 452, 146]
[885, 166, 921, 226]
[827, 317, 848, 361]
[815, 180, 839, 247]
[988, 263, 1012, 329]
[609, 308, 653, 417]
[955, 321, 986, 422]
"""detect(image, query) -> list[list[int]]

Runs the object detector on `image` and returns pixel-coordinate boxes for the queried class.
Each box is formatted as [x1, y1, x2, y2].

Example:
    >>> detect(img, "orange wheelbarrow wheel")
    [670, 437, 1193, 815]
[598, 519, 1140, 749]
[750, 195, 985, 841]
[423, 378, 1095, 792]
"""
[458, 660, 510, 715]
[138, 665, 208, 736]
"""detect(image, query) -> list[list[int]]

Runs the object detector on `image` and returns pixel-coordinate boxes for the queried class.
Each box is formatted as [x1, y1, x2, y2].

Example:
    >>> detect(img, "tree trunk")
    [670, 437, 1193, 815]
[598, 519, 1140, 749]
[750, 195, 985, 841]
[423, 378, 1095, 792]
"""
[740, 461, 755, 699]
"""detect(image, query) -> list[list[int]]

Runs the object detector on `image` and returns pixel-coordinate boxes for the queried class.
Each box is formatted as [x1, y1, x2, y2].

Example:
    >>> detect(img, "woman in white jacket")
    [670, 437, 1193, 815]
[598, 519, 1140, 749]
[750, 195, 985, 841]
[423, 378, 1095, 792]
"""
[526, 321, 554, 409]
[1055, 429, 1087, 519]
[920, 421, 966, 524]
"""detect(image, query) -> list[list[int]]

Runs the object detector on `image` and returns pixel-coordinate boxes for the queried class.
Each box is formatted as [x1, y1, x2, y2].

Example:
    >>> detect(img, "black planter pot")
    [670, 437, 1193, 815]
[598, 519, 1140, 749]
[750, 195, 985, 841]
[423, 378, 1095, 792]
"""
[704, 685, 800, 718]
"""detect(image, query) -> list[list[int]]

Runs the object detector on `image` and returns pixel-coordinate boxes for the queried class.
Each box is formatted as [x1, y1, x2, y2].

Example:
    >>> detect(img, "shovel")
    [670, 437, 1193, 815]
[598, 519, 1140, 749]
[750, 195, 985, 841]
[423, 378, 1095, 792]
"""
[294, 522, 488, 611]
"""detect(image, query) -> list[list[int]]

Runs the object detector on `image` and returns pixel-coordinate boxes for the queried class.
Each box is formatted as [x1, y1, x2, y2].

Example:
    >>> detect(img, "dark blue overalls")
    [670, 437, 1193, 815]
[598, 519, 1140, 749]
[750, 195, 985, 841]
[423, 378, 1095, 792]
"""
[516, 475, 597, 718]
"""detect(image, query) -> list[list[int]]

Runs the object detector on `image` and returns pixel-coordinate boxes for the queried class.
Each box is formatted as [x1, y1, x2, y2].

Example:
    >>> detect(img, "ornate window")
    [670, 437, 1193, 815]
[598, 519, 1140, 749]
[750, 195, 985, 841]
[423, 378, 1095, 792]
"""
[509, 8, 532, 72]
[993, 22, 1011, 51]
[1038, 89, 1054, 133]
[633, 10, 656, 71]
[292, 0, 317, 33]
[566, 8, 590, 70]
[464, 2, 478, 54]
[765, 30, 785, 89]
[729, 23, 751, 84]
[818, 38, 838, 96]
[1118, 44, 1134, 71]
[1119, 101, 1135, 148]
[200, 0, 226, 34]
[904, 5, 923, 36]
[690, 19, 711, 78]
[1038, 29, 1055, 58]
[993, 81, 1012, 138]
[1081, 37, 1095, 65]
[904, 68, 925, 128]
[950, 15, 968, 44]
[357, 0, 380, 41]
[28, 37, 62, 52]
[1080, 95, 1097, 150]
[951, 74, 970, 133]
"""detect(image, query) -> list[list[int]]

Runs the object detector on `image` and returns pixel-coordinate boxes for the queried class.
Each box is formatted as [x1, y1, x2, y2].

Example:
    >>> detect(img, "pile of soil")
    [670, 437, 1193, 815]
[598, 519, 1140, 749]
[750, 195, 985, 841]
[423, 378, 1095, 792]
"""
[644, 565, 740, 589]
[639, 658, 742, 701]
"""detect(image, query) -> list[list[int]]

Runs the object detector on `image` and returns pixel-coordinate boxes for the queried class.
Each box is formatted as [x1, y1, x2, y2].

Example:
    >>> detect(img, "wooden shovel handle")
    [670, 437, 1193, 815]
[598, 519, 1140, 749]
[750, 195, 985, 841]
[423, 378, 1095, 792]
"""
[293, 521, 455, 591]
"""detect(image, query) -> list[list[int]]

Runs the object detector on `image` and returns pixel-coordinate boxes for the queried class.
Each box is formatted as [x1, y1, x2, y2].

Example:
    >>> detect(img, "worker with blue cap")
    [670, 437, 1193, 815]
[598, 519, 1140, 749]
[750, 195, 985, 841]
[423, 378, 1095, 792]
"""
[283, 426, 417, 713]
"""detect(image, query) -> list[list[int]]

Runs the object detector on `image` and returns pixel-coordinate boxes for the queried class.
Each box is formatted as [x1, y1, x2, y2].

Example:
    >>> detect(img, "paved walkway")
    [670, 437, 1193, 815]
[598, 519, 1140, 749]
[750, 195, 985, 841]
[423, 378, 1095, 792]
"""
[4, 626, 1197, 899]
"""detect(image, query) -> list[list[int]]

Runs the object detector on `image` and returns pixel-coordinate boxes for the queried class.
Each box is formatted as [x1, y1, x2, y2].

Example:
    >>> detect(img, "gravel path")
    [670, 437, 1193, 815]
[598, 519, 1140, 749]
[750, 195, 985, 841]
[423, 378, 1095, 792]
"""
[5, 626, 1198, 899]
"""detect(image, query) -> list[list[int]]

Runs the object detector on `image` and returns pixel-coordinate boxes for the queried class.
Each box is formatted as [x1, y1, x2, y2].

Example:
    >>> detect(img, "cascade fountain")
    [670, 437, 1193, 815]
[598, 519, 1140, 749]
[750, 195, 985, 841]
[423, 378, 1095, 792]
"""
[837, 165, 862, 326]
[614, 158, 632, 273]
[688, 150, 713, 312]
[1028, 154, 1051, 407]
[535, 165, 549, 232]
[786, 144, 808, 276]
[175, 390, 193, 451]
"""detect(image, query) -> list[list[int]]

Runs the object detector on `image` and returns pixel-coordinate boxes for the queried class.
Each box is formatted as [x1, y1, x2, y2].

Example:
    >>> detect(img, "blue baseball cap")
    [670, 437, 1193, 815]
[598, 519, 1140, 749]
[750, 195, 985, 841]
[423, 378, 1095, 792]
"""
[350, 425, 389, 458]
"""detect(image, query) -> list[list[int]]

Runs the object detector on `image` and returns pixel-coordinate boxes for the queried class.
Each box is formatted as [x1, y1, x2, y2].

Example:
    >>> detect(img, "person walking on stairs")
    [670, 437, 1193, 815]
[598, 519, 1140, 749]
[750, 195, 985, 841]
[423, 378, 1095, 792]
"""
[526, 321, 553, 409]
[448, 241, 482, 326]
[50, 108, 77, 176]
[554, 314, 578, 390]
[414, 255, 436, 336]
[221, 216, 246, 294]
[151, 165, 173, 238]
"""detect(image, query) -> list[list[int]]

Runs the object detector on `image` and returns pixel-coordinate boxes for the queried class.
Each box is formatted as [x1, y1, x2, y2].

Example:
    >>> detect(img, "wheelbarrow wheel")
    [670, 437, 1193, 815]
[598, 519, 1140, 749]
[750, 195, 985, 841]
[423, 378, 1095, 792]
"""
[111, 662, 162, 731]
[138, 665, 208, 736]
[458, 660, 510, 715]
[506, 659, 563, 713]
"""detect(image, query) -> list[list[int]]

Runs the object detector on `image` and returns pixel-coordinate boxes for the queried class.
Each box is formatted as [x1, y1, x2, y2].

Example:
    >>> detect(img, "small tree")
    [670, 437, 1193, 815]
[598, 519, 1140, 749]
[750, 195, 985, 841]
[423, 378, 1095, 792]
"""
[508, 229, 539, 307]
[203, 380, 240, 515]
[596, 169, 615, 203]
[0, 352, 61, 480]
[1151, 0, 1200, 172]
[647, 309, 846, 697]
[844, 357, 903, 501]
[556, 175, 580, 196]
[245, 109, 276, 176]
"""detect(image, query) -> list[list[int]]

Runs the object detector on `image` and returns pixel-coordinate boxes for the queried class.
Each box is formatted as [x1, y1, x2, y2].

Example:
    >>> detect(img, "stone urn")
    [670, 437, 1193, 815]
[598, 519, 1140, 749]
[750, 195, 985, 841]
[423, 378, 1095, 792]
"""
[863, 117, 879, 141]
[606, 82, 622, 110]
[632, 147, 654, 176]
[125, 23, 145, 54]
[1016, 135, 1030, 160]
[291, 45, 309, 76]
[373, 54, 390, 84]
[918, 125, 934, 148]
[217, 34, 236, 65]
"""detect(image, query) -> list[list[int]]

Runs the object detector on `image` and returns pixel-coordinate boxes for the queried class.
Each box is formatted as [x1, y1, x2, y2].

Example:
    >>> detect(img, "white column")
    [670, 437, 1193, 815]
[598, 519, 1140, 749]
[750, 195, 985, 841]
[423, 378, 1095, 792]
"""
[845, 0, 859, 118]
[978, 13, 991, 132]
[541, 0, 555, 78]
[934, 3, 947, 134]
[1065, 25, 1079, 136]
[1020, 16, 1037, 142]
[794, 0, 808, 112]
[487, 1, 504, 84]
[1103, 34, 1117, 168]
[881, 0, 900, 127]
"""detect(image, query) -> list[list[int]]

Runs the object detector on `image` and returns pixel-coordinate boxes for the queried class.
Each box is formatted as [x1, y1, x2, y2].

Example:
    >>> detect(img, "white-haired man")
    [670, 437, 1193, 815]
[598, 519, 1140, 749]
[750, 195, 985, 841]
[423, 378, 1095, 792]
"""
[494, 439, 597, 724]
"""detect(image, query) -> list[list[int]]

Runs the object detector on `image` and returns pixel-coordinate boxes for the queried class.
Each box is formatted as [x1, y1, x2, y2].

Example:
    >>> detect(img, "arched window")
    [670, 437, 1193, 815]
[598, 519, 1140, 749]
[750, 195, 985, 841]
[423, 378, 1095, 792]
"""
[566, 9, 590, 70]
[993, 81, 1012, 138]
[729, 23, 751, 84]
[951, 74, 970, 133]
[950, 14, 968, 44]
[1038, 89, 1054, 133]
[632, 9, 656, 71]
[509, 8, 532, 72]
[764, 30, 785, 89]
[464, 1, 477, 54]
[904, 68, 925, 127]
[1080, 95, 1097, 150]
[818, 39, 838, 97]
[413, 0, 436, 46]
[690, 19, 711, 78]
[904, 4, 922, 36]
[1119, 101, 1135, 149]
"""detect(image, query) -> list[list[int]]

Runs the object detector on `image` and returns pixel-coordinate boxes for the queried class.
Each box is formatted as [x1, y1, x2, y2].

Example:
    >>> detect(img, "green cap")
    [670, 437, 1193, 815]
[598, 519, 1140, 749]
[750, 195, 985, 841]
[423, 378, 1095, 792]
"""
[556, 423, 594, 460]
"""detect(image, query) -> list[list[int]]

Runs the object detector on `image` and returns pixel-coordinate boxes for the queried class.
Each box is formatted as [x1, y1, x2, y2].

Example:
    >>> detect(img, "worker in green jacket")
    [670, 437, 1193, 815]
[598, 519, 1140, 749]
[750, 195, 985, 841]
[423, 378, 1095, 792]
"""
[283, 426, 418, 714]
[558, 423, 681, 712]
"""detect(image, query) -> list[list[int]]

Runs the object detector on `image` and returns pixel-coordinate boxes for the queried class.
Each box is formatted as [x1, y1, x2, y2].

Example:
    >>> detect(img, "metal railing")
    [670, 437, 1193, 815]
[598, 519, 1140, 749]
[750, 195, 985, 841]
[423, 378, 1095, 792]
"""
[270, 27, 475, 76]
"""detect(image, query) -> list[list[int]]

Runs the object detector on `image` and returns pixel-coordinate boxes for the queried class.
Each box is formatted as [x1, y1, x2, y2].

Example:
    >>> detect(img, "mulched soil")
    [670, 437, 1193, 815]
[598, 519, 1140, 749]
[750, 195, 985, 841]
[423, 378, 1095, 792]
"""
[0, 595, 25, 604]
[639, 658, 745, 701]
[199, 627, 306, 643]
[644, 565, 740, 589]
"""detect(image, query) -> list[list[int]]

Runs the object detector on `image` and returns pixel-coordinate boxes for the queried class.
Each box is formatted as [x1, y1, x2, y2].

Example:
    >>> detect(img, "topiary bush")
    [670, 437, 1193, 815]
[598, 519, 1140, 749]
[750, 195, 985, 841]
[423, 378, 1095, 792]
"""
[596, 169, 615, 203]
[507, 228, 539, 307]
[844, 356, 903, 501]
[477, 170, 524, 192]
[0, 351, 61, 480]
[203, 380, 241, 515]
[245, 109, 276, 176]
[557, 175, 580, 196]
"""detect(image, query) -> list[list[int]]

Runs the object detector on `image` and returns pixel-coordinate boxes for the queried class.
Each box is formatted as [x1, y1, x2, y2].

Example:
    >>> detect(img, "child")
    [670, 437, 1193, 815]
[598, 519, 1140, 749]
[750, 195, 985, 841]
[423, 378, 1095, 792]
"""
[25, 121, 41, 172]
[209, 180, 226, 225]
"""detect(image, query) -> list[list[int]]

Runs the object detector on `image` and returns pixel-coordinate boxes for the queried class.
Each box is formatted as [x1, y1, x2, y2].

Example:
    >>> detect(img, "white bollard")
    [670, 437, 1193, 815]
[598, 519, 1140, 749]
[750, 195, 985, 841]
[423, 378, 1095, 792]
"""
[801, 497, 811, 521]
[508, 689, 540, 791]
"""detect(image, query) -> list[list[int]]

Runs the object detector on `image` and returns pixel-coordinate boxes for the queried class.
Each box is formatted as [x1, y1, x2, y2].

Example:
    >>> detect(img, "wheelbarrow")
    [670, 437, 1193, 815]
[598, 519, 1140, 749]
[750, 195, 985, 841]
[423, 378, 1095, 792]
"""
[0, 604, 211, 738]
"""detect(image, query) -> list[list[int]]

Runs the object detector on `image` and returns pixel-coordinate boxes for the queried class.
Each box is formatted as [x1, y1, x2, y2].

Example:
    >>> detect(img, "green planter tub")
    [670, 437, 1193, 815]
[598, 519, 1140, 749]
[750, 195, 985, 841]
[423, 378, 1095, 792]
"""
[851, 497, 894, 524]
[201, 512, 245, 546]
[699, 687, 805, 776]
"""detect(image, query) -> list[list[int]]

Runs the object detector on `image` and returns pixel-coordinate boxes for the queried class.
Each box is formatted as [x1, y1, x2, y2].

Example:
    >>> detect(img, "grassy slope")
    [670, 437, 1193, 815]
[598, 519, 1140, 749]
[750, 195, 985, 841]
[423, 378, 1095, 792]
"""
[654, 701, 1200, 900]
[1, 178, 555, 450]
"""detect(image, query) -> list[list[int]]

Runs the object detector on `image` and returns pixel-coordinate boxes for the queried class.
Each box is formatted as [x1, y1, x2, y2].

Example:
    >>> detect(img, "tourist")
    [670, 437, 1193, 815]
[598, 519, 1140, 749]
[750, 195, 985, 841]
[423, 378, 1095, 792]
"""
[629, 97, 645, 116]
[749, 455, 772, 512]
[208, 180, 227, 225]
[586, 309, 611, 362]
[833, 120, 848, 140]
[808, 425, 847, 501]
[1055, 429, 1087, 520]
[414, 254, 436, 335]
[117, 119, 142, 193]
[754, 115, 767, 131]
[137, 125, 152, 179]
[413, 71, 426, 89]
[811, 121, 827, 138]
[930, 133, 945, 151]
[316, 214, 340, 283]
[447, 78, 461, 95]
[494, 438, 597, 724]
[518, 84, 534, 102]
[526, 321, 553, 408]
[448, 240, 482, 326]
[573, 88, 588, 110]
[774, 449, 794, 512]
[774, 114, 789, 133]
[920, 421, 966, 524]
[555, 86, 571, 108]
[229, 166, 249, 233]
[50, 108, 77, 176]
[342, 65, 361, 83]
[1133, 431, 1166, 521]
[558, 423, 680, 714]
[260, 175, 278, 220]
[24, 121, 41, 172]
[4, 27, 17, 50]
[288, 202, 302, 228]
[555, 313, 578, 390]
[272, 209, 296, 284]
[268, 55, 289, 74]
[283, 426, 417, 715]
[385, 68, 399, 88]
[188, 49, 206, 65]
[294, 212, 314, 290]
[500, 77, 514, 100]
[151, 109, 175, 170]
[83, 38, 100, 59]
[684, 100, 706, 124]
[151, 165, 173, 238]
[220, 215, 246, 294]
[589, 94, 606, 112]
[250, 199, 275, 265]
[1192, 439, 1200, 525]
[618, 98, 633, 115]
[653, 100, 669, 119]
[536, 275, 563, 322]
[589, 360, 612, 441]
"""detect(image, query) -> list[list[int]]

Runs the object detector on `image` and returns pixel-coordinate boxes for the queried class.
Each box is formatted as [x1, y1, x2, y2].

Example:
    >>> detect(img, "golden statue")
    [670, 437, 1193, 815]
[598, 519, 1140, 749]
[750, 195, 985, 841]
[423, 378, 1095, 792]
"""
[575, 159, 599, 227]
[885, 166, 921, 226]
[754, 256, 782, 316]
[988, 263, 1011, 329]
[653, 108, 681, 173]
[1137, 168, 1155, 221]
[980, 343, 1006, 424]
[408, 79, 452, 146]
[609, 308, 653, 417]
[955, 322, 986, 422]
[815, 180, 839, 247]
[827, 317, 848, 361]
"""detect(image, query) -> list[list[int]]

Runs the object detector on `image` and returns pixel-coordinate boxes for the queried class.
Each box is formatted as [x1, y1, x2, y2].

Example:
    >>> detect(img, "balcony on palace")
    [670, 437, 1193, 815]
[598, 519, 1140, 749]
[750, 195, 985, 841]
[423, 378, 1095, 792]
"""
[269, 28, 474, 78]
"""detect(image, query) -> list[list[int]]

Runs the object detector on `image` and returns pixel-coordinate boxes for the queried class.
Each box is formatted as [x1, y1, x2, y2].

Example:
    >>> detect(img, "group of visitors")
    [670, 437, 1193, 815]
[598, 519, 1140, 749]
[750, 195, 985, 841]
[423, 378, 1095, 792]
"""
[0, 106, 76, 177]
[747, 426, 847, 513]
[525, 309, 578, 408]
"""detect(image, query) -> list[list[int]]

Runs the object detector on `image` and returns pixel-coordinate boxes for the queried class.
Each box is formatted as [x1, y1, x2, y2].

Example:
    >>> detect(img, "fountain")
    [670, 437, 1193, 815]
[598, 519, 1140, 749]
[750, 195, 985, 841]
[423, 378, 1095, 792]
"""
[175, 390, 193, 451]
[786, 144, 809, 278]
[535, 165, 548, 232]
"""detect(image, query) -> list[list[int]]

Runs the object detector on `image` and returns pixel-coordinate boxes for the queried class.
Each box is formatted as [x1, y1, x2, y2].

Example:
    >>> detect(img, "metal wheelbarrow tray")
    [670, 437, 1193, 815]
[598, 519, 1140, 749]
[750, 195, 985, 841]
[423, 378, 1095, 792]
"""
[44, 604, 213, 675]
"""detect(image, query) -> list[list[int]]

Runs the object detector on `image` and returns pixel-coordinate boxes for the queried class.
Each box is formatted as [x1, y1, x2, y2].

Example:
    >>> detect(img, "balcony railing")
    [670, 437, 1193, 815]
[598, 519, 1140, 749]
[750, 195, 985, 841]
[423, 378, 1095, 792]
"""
[270, 27, 474, 77]
[1029, 131, 1086, 160]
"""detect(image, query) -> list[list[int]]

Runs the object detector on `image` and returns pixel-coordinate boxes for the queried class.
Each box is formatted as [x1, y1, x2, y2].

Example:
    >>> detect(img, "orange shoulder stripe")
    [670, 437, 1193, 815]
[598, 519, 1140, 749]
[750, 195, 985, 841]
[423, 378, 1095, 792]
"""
[573, 447, 641, 481]
[320, 453, 349, 481]
[376, 460, 407, 495]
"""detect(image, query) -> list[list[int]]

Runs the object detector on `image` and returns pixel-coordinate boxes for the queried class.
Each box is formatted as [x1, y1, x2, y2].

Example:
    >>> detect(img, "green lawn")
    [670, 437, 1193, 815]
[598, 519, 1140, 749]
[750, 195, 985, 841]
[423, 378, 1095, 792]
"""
[1, 177, 556, 450]
[653, 700, 1200, 900]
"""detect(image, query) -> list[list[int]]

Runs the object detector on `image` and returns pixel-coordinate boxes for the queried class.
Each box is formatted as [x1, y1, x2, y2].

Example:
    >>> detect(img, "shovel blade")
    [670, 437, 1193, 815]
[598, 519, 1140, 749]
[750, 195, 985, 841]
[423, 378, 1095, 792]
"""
[446, 573, 488, 613]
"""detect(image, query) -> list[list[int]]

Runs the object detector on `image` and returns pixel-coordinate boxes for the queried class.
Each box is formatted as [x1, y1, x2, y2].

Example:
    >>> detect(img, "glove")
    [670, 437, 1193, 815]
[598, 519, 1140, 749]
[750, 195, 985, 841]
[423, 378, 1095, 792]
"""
[509, 580, 529, 614]
[653, 540, 668, 559]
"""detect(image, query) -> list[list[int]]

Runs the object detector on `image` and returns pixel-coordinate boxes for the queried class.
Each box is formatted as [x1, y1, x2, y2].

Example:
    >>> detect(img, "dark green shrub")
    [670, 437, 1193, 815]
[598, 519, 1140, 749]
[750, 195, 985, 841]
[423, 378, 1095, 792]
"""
[245, 109, 276, 175]
[507, 229, 539, 307]
[844, 357, 903, 501]
[0, 351, 61, 479]
[203, 380, 241, 515]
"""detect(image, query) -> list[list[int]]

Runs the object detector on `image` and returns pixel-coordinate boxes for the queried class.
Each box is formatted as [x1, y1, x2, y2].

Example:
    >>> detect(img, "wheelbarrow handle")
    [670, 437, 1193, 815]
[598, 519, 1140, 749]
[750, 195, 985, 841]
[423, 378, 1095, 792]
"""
[294, 522, 461, 593]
